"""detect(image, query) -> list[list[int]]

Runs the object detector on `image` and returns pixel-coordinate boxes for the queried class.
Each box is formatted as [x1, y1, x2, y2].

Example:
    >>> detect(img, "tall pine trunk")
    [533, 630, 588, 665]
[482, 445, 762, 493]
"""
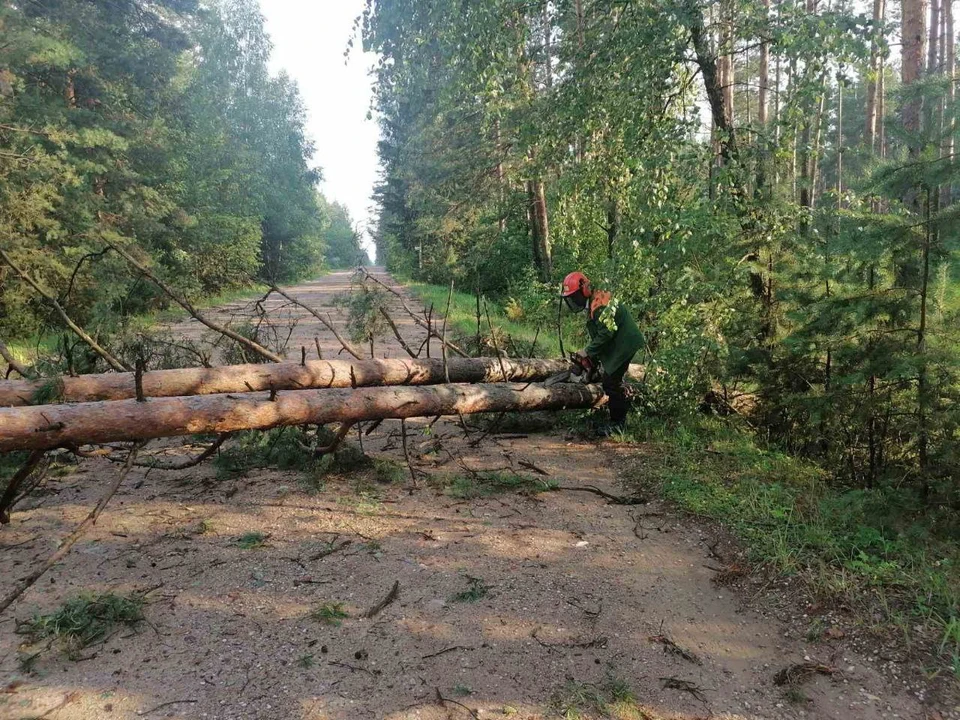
[865, 0, 885, 150]
[901, 0, 928, 157]
[758, 0, 770, 124]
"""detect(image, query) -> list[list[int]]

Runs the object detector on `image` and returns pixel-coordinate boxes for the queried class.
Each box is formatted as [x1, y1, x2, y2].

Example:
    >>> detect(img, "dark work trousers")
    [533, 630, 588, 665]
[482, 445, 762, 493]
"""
[601, 359, 634, 427]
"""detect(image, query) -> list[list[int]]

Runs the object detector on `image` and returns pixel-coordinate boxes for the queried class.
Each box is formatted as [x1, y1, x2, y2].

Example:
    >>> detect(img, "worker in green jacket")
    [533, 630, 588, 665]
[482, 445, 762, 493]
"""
[561, 271, 644, 434]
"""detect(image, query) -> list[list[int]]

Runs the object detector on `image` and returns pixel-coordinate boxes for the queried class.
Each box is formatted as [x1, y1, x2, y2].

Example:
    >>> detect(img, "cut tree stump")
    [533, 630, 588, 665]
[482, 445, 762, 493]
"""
[0, 382, 606, 452]
[0, 357, 646, 407]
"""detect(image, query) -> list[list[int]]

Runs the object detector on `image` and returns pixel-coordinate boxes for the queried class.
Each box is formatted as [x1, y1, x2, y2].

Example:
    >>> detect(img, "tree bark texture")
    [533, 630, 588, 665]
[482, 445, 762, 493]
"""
[527, 178, 552, 281]
[901, 0, 929, 148]
[0, 382, 607, 452]
[758, 0, 770, 125]
[865, 0, 885, 150]
[0, 357, 647, 407]
[684, 0, 738, 161]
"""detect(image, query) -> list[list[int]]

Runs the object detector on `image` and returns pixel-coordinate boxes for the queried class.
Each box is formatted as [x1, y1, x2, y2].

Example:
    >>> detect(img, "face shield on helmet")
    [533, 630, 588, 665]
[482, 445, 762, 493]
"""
[564, 292, 588, 313]
[560, 271, 590, 313]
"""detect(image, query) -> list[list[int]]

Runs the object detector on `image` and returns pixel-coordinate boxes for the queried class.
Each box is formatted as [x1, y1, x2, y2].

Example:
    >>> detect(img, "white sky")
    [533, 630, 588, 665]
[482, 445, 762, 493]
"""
[260, 0, 380, 261]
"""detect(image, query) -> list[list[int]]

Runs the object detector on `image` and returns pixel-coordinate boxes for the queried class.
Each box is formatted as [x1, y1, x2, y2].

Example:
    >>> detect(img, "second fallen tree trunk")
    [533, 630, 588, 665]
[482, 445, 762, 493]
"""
[0, 357, 646, 406]
[0, 382, 605, 452]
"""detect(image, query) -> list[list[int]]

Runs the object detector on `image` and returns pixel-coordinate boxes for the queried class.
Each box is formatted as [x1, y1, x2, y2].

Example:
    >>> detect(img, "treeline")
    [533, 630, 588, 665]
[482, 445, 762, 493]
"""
[0, 0, 363, 342]
[363, 0, 959, 489]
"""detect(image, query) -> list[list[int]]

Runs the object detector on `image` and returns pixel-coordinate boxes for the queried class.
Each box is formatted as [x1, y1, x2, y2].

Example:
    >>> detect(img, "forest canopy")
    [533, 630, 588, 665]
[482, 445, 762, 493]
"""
[0, 0, 363, 340]
[362, 0, 960, 489]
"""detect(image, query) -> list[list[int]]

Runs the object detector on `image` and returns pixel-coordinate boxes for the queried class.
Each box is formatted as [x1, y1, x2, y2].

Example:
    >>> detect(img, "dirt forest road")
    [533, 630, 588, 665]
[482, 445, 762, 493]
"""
[0, 270, 941, 720]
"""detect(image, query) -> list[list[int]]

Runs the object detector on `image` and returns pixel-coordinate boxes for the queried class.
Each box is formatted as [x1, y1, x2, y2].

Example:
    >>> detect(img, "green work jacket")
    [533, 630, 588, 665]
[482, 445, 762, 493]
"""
[584, 289, 644, 373]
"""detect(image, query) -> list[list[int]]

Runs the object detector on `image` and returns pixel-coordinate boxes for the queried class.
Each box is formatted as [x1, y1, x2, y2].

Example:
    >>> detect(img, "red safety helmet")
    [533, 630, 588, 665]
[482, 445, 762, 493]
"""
[561, 271, 589, 297]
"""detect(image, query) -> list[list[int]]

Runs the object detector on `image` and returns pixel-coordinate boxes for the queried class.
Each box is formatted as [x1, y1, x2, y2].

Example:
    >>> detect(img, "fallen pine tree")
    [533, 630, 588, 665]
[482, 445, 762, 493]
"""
[0, 382, 605, 452]
[0, 358, 645, 407]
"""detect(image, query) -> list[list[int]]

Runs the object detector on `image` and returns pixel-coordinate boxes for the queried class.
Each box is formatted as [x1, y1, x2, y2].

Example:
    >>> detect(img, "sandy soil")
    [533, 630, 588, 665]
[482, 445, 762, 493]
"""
[0, 269, 949, 720]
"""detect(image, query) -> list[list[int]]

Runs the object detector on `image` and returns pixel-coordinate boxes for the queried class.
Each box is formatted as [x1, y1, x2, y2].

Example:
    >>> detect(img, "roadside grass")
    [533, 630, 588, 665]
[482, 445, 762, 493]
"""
[407, 282, 585, 359]
[551, 676, 645, 720]
[622, 415, 960, 665]
[16, 592, 145, 659]
[450, 576, 490, 603]
[311, 602, 349, 626]
[234, 531, 269, 549]
[441, 471, 557, 499]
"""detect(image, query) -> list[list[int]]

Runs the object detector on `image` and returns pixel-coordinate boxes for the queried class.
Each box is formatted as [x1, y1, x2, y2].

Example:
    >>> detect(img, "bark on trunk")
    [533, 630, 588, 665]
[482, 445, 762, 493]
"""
[0, 382, 607, 452]
[929, 0, 941, 74]
[940, 0, 957, 207]
[684, 0, 738, 161]
[865, 0, 885, 150]
[527, 178, 552, 281]
[0, 357, 645, 407]
[721, 1, 735, 127]
[0, 357, 648, 407]
[901, 0, 929, 150]
[758, 0, 770, 125]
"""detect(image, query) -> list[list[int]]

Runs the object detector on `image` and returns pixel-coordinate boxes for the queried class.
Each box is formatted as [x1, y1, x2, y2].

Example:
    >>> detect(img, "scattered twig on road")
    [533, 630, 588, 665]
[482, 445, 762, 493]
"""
[650, 623, 702, 665]
[421, 645, 473, 660]
[773, 662, 836, 686]
[661, 677, 709, 704]
[137, 699, 198, 716]
[517, 459, 549, 476]
[554, 485, 646, 505]
[531, 627, 608, 653]
[434, 687, 480, 719]
[363, 580, 400, 618]
[0, 441, 146, 615]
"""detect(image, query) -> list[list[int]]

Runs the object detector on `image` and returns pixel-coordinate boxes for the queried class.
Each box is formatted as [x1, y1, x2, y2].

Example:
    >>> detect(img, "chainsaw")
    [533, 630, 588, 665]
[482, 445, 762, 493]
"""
[544, 352, 601, 386]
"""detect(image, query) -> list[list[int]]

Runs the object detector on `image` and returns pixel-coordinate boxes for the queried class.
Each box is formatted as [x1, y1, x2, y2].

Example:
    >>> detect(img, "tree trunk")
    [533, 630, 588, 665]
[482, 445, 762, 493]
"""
[574, 0, 585, 47]
[527, 178, 552, 281]
[721, 1, 735, 127]
[758, 0, 770, 124]
[64, 69, 76, 108]
[942, 0, 955, 205]
[0, 357, 648, 407]
[684, 0, 738, 161]
[0, 382, 606, 452]
[606, 197, 620, 259]
[542, 0, 552, 89]
[929, 0, 941, 74]
[865, 0, 885, 150]
[901, 0, 929, 151]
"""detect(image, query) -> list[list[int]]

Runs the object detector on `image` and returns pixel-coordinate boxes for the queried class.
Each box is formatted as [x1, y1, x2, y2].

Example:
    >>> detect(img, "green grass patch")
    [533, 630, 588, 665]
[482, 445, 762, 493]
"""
[442, 471, 557, 499]
[17, 592, 145, 658]
[550, 676, 644, 720]
[234, 531, 269, 549]
[450, 576, 490, 603]
[311, 602, 349, 626]
[624, 416, 960, 661]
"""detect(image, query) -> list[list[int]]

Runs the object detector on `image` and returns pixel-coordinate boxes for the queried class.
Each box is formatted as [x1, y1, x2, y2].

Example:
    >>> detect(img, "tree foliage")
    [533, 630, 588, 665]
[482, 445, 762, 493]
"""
[0, 0, 329, 339]
[363, 0, 960, 490]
